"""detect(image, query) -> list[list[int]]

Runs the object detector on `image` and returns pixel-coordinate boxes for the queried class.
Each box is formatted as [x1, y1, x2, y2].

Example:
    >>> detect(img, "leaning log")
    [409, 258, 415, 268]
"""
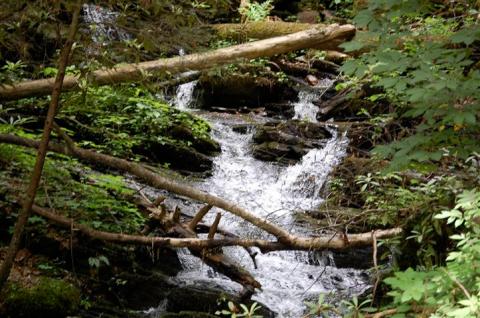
[0, 133, 402, 250]
[0, 24, 355, 101]
[30, 204, 400, 253]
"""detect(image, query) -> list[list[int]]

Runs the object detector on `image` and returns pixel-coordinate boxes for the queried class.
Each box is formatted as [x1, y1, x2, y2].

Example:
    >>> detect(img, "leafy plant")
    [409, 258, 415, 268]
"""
[303, 294, 339, 317]
[342, 296, 376, 318]
[216, 301, 263, 318]
[88, 255, 110, 269]
[382, 189, 480, 317]
[239, 0, 274, 22]
[340, 0, 480, 171]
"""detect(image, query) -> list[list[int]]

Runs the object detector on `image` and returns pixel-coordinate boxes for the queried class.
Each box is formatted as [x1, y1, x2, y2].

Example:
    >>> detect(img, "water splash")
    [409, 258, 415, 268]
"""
[276, 129, 348, 212]
[293, 78, 334, 121]
[171, 81, 198, 110]
[171, 114, 366, 317]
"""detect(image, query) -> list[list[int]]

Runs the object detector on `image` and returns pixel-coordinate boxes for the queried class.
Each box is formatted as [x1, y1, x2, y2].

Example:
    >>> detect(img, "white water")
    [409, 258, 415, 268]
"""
[169, 83, 369, 317]
[170, 81, 198, 110]
[82, 4, 130, 43]
[293, 78, 334, 122]
[84, 6, 369, 314]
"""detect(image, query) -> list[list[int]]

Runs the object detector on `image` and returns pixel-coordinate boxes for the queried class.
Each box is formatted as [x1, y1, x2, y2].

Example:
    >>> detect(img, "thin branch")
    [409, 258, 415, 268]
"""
[0, 0, 82, 291]
[208, 213, 222, 239]
[189, 204, 213, 231]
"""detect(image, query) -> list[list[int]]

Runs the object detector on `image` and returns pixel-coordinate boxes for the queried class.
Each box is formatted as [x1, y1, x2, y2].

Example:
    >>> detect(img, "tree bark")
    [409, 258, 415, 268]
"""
[212, 21, 323, 41]
[0, 133, 402, 251]
[0, 24, 355, 101]
[31, 204, 400, 252]
[0, 1, 81, 292]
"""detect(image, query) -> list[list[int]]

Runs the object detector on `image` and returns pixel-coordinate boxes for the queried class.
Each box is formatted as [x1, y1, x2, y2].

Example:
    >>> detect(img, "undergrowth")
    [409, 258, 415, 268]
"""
[0, 140, 144, 234]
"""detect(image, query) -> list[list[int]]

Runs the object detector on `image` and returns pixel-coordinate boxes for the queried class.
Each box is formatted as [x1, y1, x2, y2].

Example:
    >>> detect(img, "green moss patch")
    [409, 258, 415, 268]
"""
[1, 277, 80, 318]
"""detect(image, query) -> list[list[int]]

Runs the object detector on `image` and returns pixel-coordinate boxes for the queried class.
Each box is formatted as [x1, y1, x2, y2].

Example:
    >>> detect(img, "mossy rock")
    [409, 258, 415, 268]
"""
[1, 277, 80, 318]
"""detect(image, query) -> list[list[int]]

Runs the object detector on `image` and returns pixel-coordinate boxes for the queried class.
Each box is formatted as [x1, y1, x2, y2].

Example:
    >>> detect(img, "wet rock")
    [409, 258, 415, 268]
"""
[264, 102, 295, 119]
[166, 286, 275, 318]
[252, 120, 332, 164]
[198, 74, 296, 109]
[252, 142, 306, 164]
[306, 74, 319, 86]
[167, 124, 221, 153]
[232, 123, 256, 134]
[136, 142, 214, 172]
[116, 271, 176, 310]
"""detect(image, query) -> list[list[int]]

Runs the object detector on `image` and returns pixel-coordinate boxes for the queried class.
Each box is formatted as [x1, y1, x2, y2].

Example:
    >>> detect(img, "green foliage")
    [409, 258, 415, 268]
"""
[303, 293, 340, 317]
[239, 1, 274, 22]
[0, 143, 145, 234]
[56, 84, 214, 159]
[2, 277, 81, 318]
[340, 0, 480, 170]
[0, 60, 27, 83]
[88, 255, 110, 269]
[341, 296, 376, 318]
[216, 301, 263, 318]
[383, 189, 480, 317]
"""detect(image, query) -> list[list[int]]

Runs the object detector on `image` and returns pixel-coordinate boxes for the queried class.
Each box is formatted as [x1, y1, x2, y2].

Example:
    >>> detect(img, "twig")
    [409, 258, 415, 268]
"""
[208, 213, 222, 239]
[188, 204, 213, 231]
[0, 0, 82, 291]
[371, 230, 380, 306]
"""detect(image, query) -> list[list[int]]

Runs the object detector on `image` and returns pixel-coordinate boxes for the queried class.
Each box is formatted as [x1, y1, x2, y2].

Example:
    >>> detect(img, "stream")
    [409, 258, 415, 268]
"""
[81, 6, 370, 316]
[165, 82, 370, 317]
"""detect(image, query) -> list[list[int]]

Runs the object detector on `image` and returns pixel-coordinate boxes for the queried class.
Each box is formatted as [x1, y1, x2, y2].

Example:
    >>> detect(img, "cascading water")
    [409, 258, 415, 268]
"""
[170, 81, 198, 110]
[82, 4, 130, 43]
[78, 7, 367, 316]
[168, 83, 369, 317]
[292, 78, 334, 122]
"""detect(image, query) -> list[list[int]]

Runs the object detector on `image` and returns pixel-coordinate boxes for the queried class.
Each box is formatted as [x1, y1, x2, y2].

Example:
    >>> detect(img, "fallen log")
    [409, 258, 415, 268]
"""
[31, 204, 261, 290]
[212, 21, 322, 41]
[30, 204, 400, 252]
[0, 133, 402, 251]
[0, 24, 355, 101]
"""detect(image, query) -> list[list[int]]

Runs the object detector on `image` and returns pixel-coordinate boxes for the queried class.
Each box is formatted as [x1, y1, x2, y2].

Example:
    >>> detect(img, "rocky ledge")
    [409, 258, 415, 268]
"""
[252, 120, 332, 165]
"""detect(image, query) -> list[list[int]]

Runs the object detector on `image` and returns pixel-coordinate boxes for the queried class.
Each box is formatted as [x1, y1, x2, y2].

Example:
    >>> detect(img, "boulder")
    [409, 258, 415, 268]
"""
[136, 142, 214, 173]
[252, 120, 332, 164]
[198, 74, 296, 109]
[166, 286, 275, 318]
[264, 103, 295, 119]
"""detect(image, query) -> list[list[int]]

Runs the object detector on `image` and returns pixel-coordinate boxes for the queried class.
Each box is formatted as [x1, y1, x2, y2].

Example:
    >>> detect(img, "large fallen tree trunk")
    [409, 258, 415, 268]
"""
[0, 133, 402, 251]
[31, 204, 399, 252]
[0, 24, 355, 101]
[212, 21, 324, 41]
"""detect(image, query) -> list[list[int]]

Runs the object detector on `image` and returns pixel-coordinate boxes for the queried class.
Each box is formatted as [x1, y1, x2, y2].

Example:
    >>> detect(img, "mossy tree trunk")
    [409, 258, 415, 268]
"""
[0, 24, 355, 101]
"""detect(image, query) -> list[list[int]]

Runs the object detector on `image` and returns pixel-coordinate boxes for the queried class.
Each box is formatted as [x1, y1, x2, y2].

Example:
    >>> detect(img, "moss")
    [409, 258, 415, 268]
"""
[0, 143, 146, 234]
[2, 277, 80, 318]
[212, 21, 318, 41]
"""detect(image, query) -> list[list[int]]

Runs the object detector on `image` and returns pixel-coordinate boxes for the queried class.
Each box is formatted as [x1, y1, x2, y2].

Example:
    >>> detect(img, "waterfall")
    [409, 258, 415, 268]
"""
[82, 4, 130, 43]
[171, 81, 198, 110]
[168, 85, 368, 317]
[293, 78, 335, 121]
[276, 129, 348, 212]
